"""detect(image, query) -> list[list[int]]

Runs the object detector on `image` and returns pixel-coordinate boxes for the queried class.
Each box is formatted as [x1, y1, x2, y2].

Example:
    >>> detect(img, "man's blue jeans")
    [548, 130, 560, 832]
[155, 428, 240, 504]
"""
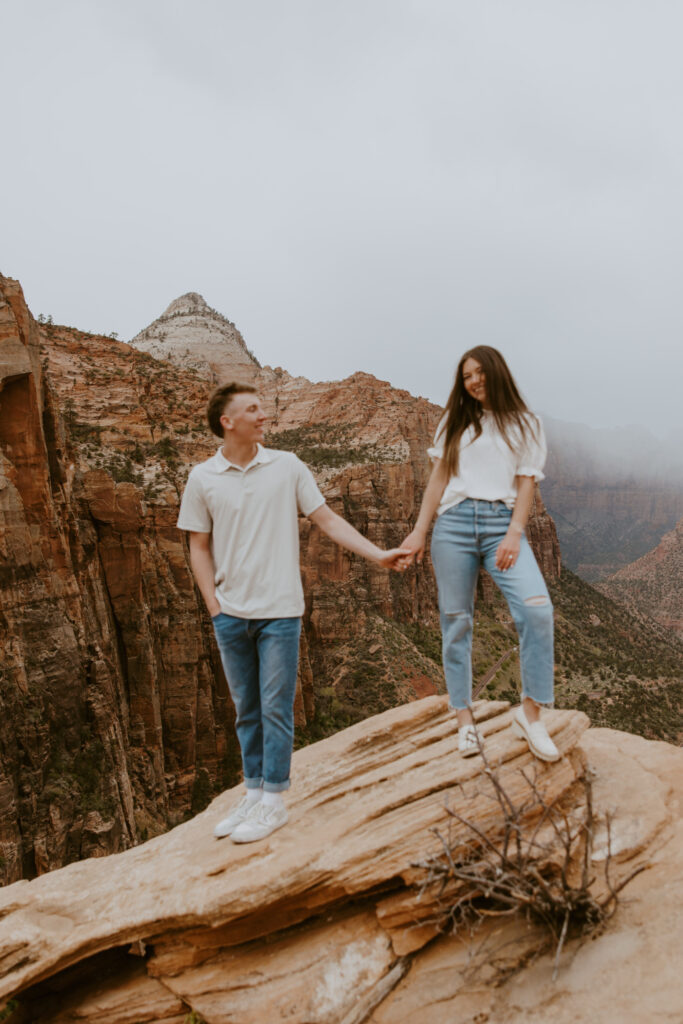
[212, 614, 301, 792]
[431, 499, 554, 710]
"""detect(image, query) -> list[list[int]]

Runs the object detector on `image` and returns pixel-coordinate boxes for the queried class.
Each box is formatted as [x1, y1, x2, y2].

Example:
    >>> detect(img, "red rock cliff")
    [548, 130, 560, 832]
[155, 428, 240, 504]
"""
[0, 275, 562, 880]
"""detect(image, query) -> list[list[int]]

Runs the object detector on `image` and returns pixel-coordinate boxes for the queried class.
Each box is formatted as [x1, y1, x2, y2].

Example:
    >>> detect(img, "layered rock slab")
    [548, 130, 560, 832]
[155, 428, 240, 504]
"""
[369, 728, 683, 1024]
[0, 698, 589, 1021]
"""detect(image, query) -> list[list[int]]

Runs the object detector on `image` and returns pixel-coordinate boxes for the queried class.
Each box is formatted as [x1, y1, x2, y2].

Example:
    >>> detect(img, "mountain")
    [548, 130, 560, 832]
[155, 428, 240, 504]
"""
[0, 273, 680, 890]
[598, 516, 683, 639]
[130, 291, 261, 382]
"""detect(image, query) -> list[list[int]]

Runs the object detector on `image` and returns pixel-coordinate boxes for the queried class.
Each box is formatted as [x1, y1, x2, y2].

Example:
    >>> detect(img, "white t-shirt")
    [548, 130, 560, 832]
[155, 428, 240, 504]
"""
[177, 445, 325, 618]
[428, 411, 547, 515]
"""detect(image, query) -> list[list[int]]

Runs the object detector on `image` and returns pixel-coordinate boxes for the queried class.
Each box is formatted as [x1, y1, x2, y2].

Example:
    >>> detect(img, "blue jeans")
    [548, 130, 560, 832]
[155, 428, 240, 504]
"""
[431, 499, 554, 710]
[212, 614, 301, 792]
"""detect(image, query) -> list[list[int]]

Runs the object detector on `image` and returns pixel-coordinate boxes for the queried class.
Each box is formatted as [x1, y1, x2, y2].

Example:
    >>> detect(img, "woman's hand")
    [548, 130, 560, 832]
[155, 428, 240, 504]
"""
[400, 528, 428, 564]
[495, 529, 521, 571]
[377, 547, 413, 571]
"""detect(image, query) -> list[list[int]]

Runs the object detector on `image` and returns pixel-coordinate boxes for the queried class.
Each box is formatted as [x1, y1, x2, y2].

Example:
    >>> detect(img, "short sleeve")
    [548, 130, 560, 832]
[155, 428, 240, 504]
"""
[294, 456, 326, 516]
[515, 415, 547, 482]
[177, 469, 213, 532]
[427, 415, 447, 462]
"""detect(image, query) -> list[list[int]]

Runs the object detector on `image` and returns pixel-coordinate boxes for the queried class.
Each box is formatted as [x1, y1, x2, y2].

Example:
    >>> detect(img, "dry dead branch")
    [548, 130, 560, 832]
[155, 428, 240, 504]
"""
[413, 742, 647, 980]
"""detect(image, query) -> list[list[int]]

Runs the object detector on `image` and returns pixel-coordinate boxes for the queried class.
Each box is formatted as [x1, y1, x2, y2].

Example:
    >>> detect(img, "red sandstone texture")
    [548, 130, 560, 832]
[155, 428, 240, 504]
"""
[0, 275, 562, 881]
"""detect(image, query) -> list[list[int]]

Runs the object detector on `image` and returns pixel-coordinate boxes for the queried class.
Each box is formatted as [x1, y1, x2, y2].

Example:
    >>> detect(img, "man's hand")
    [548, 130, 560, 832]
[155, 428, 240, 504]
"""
[399, 528, 427, 564]
[188, 532, 222, 615]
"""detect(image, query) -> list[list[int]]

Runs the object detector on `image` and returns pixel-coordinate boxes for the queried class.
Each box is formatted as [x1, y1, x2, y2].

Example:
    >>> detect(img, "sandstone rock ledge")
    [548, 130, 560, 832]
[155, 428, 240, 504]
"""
[0, 699, 680, 1023]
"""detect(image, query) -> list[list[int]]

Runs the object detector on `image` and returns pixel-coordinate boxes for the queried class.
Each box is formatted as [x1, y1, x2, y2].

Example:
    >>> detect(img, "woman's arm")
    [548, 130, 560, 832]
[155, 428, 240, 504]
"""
[400, 459, 450, 563]
[494, 475, 535, 570]
[188, 532, 222, 616]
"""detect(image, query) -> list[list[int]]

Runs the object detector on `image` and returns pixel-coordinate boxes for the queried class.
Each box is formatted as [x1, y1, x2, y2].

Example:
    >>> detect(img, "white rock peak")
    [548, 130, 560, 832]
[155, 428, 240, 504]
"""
[161, 292, 213, 318]
[130, 292, 260, 383]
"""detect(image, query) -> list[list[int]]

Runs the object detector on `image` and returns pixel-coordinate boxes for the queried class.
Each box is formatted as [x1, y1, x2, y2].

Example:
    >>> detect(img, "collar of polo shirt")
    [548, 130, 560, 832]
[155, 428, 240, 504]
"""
[213, 443, 273, 473]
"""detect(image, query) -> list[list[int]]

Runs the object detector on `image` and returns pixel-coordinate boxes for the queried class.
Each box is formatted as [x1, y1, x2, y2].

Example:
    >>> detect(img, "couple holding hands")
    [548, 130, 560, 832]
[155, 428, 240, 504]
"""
[177, 346, 558, 844]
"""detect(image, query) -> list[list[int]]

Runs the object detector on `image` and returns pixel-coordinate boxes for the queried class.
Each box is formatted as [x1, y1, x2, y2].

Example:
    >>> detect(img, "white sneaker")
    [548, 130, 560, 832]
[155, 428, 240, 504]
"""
[512, 706, 560, 762]
[458, 724, 482, 758]
[213, 794, 259, 839]
[230, 801, 289, 844]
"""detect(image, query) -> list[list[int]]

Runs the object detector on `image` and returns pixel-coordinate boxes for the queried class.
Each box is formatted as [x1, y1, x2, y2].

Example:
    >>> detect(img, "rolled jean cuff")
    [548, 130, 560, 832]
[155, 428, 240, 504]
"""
[521, 691, 554, 710]
[448, 701, 471, 712]
[263, 779, 290, 793]
[244, 777, 263, 790]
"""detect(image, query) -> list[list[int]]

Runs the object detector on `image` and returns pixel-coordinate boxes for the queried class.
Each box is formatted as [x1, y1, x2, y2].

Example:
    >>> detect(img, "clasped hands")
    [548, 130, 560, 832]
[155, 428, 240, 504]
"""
[377, 528, 426, 572]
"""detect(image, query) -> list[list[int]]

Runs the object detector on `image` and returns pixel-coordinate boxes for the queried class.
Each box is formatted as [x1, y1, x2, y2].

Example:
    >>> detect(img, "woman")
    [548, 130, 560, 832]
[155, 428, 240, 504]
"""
[402, 346, 559, 761]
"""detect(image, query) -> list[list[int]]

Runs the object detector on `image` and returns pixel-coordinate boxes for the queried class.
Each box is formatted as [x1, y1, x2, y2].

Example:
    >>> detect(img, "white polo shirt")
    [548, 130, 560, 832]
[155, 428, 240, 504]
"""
[177, 445, 325, 619]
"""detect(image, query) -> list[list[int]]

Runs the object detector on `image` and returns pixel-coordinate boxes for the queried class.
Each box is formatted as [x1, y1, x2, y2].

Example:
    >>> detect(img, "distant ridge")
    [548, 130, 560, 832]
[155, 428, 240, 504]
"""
[599, 516, 683, 639]
[130, 291, 260, 383]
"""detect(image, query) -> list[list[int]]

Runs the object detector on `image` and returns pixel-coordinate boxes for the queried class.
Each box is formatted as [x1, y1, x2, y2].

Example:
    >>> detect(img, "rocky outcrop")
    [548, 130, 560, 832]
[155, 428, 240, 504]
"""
[0, 699, 587, 1017]
[598, 516, 683, 639]
[369, 725, 683, 1024]
[0, 700, 680, 1024]
[130, 292, 260, 383]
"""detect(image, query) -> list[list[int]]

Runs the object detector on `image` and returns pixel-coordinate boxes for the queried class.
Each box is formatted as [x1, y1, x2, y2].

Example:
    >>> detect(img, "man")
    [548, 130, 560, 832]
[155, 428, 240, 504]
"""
[177, 382, 408, 843]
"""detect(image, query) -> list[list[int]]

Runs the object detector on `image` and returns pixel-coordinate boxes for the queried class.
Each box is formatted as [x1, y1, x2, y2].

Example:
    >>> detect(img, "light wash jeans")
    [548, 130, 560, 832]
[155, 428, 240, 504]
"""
[212, 614, 301, 792]
[430, 499, 554, 710]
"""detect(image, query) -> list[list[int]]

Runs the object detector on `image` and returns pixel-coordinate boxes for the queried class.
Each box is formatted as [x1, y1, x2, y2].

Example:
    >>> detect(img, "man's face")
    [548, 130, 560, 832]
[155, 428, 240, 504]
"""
[220, 392, 267, 444]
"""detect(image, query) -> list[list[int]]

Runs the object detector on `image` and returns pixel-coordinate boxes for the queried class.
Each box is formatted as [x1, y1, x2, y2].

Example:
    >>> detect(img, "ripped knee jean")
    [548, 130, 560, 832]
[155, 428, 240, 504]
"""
[431, 498, 554, 710]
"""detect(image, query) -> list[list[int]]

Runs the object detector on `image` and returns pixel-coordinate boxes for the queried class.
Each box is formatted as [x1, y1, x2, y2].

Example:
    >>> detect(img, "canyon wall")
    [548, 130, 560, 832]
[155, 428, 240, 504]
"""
[542, 480, 683, 581]
[0, 275, 562, 882]
[0, 279, 235, 883]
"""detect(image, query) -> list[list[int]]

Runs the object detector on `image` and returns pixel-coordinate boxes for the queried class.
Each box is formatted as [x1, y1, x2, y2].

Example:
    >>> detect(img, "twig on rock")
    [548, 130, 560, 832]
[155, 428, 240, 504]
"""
[412, 748, 646, 982]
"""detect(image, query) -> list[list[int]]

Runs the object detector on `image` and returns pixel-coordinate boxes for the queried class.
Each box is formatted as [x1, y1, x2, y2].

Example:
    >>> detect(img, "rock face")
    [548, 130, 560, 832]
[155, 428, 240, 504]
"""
[130, 292, 260, 382]
[0, 273, 572, 887]
[542, 480, 683, 581]
[0, 278, 237, 883]
[368, 727, 683, 1024]
[0, 699, 587, 1017]
[0, 700, 680, 1024]
[598, 516, 683, 639]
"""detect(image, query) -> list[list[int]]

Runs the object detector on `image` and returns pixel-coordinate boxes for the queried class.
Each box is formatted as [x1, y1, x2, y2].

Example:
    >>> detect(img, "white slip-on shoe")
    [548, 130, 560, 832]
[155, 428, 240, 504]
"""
[512, 706, 560, 762]
[230, 801, 289, 844]
[458, 724, 482, 758]
[213, 794, 259, 839]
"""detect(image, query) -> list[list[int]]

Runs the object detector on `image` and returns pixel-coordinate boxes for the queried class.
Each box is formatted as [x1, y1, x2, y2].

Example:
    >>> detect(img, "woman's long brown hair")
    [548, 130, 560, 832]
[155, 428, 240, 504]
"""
[439, 346, 539, 478]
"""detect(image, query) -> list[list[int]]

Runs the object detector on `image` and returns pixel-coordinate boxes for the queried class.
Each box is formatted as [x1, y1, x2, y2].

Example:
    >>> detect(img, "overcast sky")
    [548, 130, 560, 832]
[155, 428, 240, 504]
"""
[3, 1, 683, 437]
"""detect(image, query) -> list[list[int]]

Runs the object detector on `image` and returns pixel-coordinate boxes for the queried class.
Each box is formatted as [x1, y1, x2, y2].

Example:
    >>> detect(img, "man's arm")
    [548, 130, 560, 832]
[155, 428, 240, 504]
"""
[188, 532, 222, 616]
[308, 504, 409, 570]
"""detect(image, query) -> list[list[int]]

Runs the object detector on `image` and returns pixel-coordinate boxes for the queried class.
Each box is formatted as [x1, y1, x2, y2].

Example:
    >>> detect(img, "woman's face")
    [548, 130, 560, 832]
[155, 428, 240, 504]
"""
[462, 357, 488, 406]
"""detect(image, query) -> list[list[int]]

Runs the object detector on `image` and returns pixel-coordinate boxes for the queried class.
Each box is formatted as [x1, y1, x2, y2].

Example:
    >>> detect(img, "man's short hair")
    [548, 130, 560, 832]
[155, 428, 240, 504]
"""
[206, 382, 258, 438]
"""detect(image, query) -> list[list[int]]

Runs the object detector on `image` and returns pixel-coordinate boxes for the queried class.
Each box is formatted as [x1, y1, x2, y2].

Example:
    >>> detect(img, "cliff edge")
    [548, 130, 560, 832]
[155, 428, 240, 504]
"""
[0, 698, 680, 1023]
